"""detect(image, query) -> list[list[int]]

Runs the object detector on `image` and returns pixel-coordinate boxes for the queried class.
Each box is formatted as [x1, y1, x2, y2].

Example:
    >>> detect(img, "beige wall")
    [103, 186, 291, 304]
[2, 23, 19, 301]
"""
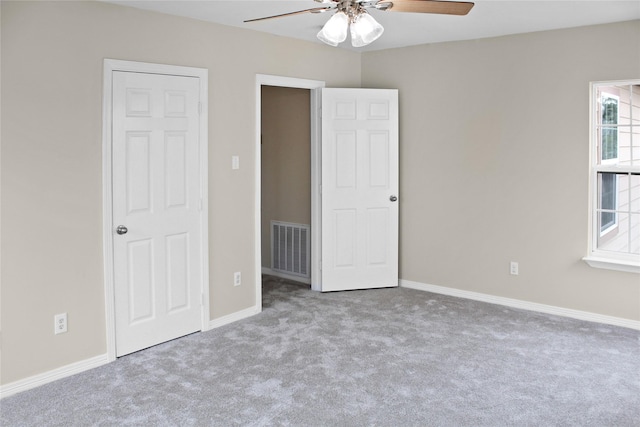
[260, 86, 311, 269]
[1, 0, 638, 388]
[0, 1, 361, 385]
[361, 20, 640, 321]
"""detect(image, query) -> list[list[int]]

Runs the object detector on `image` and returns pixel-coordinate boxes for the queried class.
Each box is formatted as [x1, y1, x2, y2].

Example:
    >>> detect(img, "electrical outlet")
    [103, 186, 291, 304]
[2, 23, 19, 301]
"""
[510, 261, 519, 276]
[234, 272, 241, 286]
[232, 155, 240, 170]
[54, 313, 67, 334]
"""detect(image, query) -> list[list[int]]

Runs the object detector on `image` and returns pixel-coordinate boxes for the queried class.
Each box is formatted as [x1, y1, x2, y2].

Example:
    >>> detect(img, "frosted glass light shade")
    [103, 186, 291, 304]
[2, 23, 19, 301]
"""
[350, 13, 384, 47]
[317, 11, 349, 46]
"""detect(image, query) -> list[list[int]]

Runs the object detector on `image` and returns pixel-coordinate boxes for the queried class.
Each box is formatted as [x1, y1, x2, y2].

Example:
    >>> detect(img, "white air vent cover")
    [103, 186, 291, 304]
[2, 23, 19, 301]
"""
[271, 221, 310, 278]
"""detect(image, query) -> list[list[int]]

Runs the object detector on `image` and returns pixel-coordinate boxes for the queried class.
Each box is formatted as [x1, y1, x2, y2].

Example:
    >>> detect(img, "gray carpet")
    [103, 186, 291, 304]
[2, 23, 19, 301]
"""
[2, 276, 639, 426]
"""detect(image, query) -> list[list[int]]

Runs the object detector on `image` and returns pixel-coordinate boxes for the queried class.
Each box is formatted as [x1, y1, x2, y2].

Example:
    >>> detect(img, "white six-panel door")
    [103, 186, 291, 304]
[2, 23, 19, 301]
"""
[321, 88, 399, 292]
[112, 71, 202, 356]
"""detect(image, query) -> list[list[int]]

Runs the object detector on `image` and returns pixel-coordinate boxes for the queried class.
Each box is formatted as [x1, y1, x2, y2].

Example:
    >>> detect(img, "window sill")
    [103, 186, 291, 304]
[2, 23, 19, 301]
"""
[582, 256, 640, 274]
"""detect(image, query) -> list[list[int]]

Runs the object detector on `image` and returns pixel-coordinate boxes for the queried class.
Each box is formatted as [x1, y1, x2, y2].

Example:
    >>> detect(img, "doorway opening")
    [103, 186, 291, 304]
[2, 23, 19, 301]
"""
[260, 85, 312, 285]
[254, 75, 325, 309]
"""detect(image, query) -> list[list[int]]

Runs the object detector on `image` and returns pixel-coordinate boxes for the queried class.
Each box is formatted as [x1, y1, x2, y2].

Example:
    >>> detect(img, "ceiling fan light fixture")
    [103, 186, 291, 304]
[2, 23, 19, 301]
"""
[350, 12, 384, 47]
[317, 11, 349, 46]
[246, 0, 474, 48]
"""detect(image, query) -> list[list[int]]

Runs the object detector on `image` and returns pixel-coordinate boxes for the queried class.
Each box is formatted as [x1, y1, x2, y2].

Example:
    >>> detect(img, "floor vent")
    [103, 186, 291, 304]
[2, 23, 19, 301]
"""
[271, 221, 310, 279]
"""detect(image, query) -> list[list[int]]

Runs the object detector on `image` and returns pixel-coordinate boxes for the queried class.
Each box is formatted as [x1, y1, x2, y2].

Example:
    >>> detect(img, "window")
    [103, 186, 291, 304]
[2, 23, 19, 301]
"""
[599, 173, 617, 233]
[585, 81, 640, 273]
[598, 94, 619, 235]
[600, 94, 619, 163]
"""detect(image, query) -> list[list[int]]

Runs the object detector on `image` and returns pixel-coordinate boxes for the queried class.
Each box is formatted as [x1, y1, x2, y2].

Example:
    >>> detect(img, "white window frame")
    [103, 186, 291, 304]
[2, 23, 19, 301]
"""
[584, 80, 640, 274]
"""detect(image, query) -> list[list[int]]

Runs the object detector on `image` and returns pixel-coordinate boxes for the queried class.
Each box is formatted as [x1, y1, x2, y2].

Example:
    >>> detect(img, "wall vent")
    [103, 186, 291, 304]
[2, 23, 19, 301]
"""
[271, 221, 310, 279]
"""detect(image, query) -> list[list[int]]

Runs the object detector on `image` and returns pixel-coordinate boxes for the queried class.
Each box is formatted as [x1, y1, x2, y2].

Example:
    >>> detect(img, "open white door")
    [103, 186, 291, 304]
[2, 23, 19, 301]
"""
[320, 88, 399, 292]
[112, 71, 203, 356]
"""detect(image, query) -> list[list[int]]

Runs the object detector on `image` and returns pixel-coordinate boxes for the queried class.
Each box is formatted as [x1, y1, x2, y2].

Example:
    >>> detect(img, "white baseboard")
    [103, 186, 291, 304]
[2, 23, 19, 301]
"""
[0, 353, 110, 399]
[207, 305, 261, 330]
[5, 282, 634, 400]
[261, 267, 311, 285]
[400, 279, 640, 331]
[2, 307, 261, 399]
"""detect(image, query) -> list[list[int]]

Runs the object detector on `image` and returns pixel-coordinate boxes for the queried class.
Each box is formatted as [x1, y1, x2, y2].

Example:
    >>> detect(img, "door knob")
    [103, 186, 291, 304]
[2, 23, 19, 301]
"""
[116, 225, 128, 235]
[390, 195, 398, 202]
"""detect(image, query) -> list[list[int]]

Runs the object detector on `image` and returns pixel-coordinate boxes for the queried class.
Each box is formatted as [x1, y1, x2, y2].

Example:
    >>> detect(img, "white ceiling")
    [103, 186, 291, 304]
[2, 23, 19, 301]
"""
[105, 0, 640, 52]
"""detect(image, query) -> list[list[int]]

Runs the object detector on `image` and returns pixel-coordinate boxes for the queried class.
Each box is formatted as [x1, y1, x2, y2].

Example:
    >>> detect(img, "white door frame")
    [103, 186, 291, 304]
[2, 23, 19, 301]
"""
[102, 59, 209, 362]
[254, 74, 325, 308]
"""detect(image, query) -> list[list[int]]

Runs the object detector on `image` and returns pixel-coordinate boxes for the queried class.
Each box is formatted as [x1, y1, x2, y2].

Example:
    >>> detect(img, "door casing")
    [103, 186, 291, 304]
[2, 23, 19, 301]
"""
[103, 59, 210, 362]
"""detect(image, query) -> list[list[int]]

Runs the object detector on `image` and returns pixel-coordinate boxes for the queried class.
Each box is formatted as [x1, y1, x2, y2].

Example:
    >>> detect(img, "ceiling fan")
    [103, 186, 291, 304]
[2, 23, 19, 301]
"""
[245, 0, 475, 48]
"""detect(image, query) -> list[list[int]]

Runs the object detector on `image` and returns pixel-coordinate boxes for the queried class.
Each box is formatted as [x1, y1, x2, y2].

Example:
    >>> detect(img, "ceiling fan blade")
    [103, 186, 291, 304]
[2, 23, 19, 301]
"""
[244, 6, 334, 23]
[378, 0, 474, 16]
